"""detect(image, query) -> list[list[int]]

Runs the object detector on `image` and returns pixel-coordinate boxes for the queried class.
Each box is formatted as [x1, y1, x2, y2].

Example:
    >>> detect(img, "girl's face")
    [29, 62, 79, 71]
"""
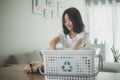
[64, 14, 73, 31]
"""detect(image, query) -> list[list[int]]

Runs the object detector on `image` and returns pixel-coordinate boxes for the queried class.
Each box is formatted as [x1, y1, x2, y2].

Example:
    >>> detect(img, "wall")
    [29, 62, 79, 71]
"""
[0, 0, 87, 66]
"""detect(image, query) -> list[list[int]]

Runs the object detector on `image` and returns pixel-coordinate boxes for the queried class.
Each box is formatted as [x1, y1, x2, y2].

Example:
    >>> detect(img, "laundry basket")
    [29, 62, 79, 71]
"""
[39, 49, 103, 80]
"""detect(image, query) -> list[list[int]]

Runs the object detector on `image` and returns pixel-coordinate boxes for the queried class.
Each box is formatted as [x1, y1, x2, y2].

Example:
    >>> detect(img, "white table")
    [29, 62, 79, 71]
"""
[97, 72, 120, 80]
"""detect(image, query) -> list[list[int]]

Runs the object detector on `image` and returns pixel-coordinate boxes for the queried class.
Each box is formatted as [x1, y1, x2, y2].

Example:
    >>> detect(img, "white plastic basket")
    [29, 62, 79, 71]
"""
[40, 50, 103, 80]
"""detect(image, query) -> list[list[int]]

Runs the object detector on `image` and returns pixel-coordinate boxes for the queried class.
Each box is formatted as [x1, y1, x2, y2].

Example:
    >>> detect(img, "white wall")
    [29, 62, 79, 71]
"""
[0, 0, 87, 66]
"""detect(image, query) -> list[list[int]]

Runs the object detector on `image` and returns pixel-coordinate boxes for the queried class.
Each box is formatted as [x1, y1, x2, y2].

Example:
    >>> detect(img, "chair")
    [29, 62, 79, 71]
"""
[85, 43, 106, 61]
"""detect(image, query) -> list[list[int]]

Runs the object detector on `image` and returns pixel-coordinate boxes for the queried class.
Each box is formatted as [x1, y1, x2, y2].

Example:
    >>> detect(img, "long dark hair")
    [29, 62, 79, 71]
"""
[62, 7, 85, 35]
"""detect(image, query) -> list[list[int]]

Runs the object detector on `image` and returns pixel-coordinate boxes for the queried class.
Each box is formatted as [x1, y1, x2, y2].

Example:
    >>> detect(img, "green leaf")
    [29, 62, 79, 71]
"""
[111, 46, 120, 62]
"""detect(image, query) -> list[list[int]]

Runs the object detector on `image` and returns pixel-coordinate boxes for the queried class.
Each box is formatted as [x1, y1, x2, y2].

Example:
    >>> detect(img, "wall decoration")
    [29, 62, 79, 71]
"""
[57, 2, 65, 17]
[44, 9, 51, 18]
[51, 10, 57, 19]
[32, 0, 64, 19]
[46, 0, 55, 7]
[32, 0, 43, 15]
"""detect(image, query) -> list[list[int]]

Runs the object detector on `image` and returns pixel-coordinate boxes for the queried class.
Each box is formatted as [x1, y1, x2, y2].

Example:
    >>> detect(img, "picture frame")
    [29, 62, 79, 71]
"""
[44, 9, 51, 18]
[32, 0, 43, 15]
[57, 2, 65, 17]
[46, 0, 55, 7]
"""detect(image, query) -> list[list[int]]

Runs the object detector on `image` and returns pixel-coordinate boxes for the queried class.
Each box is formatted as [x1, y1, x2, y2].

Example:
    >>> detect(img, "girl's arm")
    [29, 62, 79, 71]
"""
[72, 38, 86, 50]
[49, 36, 60, 50]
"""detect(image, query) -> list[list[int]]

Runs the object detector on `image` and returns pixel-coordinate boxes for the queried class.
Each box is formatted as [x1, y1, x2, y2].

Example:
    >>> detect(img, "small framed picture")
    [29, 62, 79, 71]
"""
[46, 0, 55, 7]
[44, 9, 51, 18]
[51, 10, 57, 19]
[32, 0, 43, 15]
[57, 2, 65, 17]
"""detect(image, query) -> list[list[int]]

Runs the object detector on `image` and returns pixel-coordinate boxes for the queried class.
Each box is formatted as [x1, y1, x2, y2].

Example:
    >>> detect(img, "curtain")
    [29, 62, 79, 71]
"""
[114, 2, 120, 51]
[86, 0, 120, 62]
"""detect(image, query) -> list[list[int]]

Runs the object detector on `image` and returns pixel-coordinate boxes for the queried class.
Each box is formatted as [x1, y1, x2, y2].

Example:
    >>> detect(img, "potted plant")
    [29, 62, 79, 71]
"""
[111, 46, 120, 62]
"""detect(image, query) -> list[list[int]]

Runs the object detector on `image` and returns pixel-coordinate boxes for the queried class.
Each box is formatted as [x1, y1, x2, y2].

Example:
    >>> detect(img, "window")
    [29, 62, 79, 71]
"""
[86, 0, 120, 62]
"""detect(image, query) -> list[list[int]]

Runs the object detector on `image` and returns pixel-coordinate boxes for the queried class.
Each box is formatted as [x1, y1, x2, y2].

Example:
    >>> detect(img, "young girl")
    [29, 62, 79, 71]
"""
[49, 7, 88, 50]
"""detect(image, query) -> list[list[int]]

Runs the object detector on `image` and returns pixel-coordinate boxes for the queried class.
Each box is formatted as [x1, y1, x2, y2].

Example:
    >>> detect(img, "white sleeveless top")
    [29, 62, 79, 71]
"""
[57, 31, 89, 49]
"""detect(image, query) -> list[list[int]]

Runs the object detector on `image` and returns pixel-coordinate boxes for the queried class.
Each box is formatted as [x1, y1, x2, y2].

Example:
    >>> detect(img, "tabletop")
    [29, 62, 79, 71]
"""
[0, 64, 44, 80]
[0, 64, 120, 80]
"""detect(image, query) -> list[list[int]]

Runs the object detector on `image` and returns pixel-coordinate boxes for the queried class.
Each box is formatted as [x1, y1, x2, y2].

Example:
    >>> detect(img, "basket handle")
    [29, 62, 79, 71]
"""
[93, 55, 103, 76]
[98, 55, 103, 71]
[39, 66, 45, 75]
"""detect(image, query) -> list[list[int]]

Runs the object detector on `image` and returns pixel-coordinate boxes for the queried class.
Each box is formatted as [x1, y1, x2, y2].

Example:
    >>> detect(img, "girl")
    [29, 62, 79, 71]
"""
[49, 7, 88, 50]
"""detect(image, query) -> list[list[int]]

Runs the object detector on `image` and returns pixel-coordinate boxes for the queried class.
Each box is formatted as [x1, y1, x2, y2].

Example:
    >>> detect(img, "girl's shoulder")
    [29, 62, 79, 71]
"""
[77, 31, 89, 38]
[78, 31, 88, 35]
